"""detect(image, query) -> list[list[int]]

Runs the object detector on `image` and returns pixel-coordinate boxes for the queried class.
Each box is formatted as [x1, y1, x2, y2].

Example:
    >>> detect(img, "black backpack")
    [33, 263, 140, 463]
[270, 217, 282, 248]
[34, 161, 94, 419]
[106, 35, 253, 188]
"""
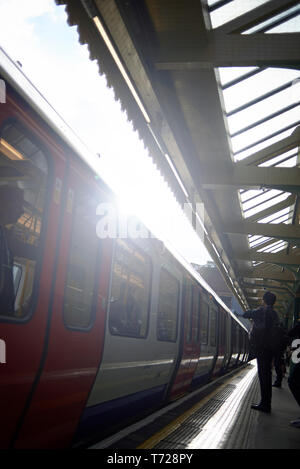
[250, 308, 288, 354]
[267, 323, 289, 354]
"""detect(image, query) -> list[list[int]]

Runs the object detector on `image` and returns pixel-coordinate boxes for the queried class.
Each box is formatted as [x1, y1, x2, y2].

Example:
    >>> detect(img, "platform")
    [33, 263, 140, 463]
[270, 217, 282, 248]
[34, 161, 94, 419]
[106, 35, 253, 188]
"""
[91, 362, 300, 450]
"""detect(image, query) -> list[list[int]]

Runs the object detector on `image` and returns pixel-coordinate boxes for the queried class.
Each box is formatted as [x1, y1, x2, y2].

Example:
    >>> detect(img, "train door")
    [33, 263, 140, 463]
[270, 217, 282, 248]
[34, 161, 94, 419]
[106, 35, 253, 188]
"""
[244, 331, 250, 362]
[213, 306, 225, 376]
[169, 278, 201, 401]
[191, 289, 212, 387]
[241, 331, 248, 362]
[191, 285, 202, 378]
[0, 115, 64, 448]
[229, 319, 238, 368]
[76, 239, 178, 442]
[234, 321, 240, 365]
[237, 329, 244, 364]
[210, 301, 221, 377]
[223, 312, 232, 371]
[12, 163, 113, 448]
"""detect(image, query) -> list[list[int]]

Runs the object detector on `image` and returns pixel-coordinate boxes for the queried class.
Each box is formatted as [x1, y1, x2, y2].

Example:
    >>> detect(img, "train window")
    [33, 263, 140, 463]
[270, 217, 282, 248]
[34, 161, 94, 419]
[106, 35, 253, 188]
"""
[63, 186, 100, 329]
[200, 299, 209, 345]
[0, 122, 48, 319]
[157, 268, 179, 342]
[209, 305, 217, 347]
[109, 239, 152, 338]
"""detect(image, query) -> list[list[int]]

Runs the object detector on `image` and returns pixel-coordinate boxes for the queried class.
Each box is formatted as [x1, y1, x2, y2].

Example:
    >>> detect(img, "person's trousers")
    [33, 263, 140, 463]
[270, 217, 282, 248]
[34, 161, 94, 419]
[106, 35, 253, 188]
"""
[288, 362, 300, 408]
[256, 349, 273, 408]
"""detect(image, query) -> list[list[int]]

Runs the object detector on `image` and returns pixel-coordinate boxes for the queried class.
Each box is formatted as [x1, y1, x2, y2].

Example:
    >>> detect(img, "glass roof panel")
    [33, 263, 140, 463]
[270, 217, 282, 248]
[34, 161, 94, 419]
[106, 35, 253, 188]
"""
[273, 214, 291, 224]
[267, 13, 300, 33]
[249, 236, 271, 248]
[267, 243, 288, 253]
[276, 155, 297, 168]
[207, 0, 300, 281]
[258, 241, 287, 253]
[209, 0, 270, 29]
[243, 193, 265, 207]
[258, 207, 292, 224]
[207, 0, 226, 6]
[258, 240, 284, 251]
[227, 85, 300, 135]
[258, 148, 298, 167]
[231, 106, 300, 154]
[217, 67, 258, 87]
[244, 192, 291, 218]
[234, 127, 299, 161]
[222, 69, 300, 114]
[245, 5, 300, 33]
[249, 234, 263, 243]
[240, 189, 263, 202]
[242, 189, 283, 212]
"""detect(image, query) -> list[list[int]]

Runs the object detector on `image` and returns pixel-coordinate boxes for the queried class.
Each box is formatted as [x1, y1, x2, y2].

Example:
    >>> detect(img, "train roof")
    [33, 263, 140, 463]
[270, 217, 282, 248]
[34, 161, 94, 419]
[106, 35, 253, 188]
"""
[0, 47, 248, 333]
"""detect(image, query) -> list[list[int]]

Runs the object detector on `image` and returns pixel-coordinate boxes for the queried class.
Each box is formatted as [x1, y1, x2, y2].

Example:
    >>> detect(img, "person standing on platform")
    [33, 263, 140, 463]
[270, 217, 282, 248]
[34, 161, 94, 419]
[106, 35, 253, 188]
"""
[243, 291, 279, 413]
[287, 321, 300, 428]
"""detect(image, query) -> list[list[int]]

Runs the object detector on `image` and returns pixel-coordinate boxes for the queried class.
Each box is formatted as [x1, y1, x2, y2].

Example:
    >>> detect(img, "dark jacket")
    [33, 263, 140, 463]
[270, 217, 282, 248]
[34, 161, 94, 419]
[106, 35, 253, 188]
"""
[243, 306, 279, 353]
[288, 323, 300, 340]
[243, 306, 279, 327]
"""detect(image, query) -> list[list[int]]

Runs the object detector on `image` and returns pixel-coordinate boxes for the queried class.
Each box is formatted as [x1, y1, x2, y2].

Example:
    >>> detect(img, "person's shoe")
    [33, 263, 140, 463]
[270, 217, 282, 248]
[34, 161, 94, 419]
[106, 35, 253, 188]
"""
[251, 404, 271, 413]
[290, 419, 300, 428]
[272, 382, 281, 388]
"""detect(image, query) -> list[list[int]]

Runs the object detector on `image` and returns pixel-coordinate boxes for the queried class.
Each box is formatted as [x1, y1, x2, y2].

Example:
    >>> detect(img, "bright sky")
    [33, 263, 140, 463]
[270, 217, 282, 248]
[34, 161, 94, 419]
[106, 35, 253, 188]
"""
[0, 0, 212, 265]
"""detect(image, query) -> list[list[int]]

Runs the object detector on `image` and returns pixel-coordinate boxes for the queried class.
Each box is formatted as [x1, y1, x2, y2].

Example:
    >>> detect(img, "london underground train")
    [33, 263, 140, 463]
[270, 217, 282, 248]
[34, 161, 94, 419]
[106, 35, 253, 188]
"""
[0, 47, 249, 449]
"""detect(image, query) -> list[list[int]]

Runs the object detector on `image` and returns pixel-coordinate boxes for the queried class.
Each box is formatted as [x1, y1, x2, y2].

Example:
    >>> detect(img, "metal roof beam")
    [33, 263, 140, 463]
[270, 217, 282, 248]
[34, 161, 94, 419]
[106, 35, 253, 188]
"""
[241, 282, 295, 296]
[234, 250, 300, 266]
[155, 32, 300, 70]
[224, 221, 300, 242]
[200, 164, 300, 192]
[239, 269, 295, 282]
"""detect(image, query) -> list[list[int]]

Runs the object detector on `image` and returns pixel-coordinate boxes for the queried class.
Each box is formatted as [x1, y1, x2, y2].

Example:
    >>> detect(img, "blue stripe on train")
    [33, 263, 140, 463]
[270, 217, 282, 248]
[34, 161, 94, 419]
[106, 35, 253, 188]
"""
[75, 384, 167, 442]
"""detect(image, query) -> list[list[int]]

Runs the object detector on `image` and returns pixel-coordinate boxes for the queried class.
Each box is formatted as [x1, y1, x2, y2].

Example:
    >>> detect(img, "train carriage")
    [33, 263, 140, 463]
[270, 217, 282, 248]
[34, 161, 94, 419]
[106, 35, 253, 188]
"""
[0, 47, 249, 449]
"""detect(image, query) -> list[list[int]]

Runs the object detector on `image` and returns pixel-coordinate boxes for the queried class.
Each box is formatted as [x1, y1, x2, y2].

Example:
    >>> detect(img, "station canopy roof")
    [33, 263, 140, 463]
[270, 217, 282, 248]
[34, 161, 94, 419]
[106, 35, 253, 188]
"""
[56, 0, 300, 321]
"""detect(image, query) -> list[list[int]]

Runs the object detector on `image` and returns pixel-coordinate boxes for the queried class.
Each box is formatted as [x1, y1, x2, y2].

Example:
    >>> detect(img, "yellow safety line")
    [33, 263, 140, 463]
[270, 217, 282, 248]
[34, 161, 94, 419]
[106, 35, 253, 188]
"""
[137, 368, 246, 449]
